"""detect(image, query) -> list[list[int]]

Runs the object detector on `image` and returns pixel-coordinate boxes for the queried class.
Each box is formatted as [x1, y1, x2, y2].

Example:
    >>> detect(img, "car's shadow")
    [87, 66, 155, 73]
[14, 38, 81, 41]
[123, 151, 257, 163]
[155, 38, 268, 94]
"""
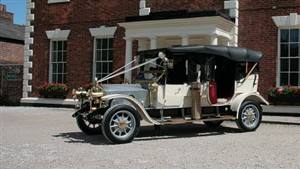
[53, 124, 242, 145]
[53, 131, 108, 145]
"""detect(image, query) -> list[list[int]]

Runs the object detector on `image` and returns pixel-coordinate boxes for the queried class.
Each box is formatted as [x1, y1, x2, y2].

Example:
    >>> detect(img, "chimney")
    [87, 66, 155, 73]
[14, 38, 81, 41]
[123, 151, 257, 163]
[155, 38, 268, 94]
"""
[0, 4, 14, 24]
[139, 0, 150, 16]
[0, 4, 6, 12]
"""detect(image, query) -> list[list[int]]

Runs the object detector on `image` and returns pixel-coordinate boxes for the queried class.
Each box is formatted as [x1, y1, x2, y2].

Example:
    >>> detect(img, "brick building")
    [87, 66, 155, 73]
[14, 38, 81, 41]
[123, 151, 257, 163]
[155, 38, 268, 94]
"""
[0, 4, 24, 105]
[21, 0, 300, 104]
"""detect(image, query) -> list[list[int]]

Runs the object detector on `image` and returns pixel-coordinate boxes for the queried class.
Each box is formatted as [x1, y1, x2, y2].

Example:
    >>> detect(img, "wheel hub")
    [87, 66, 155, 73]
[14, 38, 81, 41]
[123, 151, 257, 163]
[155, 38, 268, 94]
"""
[109, 110, 136, 138]
[241, 104, 259, 128]
[118, 120, 127, 129]
[246, 108, 255, 122]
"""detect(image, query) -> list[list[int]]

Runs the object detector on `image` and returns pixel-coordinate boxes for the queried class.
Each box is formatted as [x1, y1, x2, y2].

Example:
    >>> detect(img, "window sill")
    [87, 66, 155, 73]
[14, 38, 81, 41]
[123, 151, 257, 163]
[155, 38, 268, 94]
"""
[48, 0, 70, 4]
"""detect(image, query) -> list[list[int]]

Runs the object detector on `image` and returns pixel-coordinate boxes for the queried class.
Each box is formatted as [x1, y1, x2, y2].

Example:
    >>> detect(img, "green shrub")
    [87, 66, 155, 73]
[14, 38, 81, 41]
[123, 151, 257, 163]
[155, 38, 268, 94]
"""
[39, 83, 68, 99]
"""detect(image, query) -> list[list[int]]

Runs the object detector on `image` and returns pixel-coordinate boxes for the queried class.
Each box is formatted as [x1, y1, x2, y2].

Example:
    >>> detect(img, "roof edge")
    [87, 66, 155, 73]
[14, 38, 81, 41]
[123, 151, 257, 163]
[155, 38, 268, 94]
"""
[126, 10, 234, 23]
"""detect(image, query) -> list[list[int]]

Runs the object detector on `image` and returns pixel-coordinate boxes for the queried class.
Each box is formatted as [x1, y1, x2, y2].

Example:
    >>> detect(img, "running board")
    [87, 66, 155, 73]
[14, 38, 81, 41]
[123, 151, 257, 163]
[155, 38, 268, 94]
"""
[159, 115, 236, 125]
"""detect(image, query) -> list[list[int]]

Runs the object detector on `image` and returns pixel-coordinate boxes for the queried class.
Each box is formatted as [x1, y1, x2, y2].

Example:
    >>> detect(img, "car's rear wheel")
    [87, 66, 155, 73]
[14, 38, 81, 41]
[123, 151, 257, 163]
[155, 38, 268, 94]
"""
[204, 120, 223, 128]
[76, 115, 102, 135]
[236, 101, 262, 131]
[102, 105, 140, 144]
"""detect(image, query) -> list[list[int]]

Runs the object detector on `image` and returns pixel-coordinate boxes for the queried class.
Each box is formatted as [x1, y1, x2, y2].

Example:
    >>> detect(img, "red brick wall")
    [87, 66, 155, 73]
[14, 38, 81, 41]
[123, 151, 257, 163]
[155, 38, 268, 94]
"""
[32, 0, 139, 96]
[32, 0, 300, 98]
[0, 41, 24, 64]
[239, 0, 300, 97]
[32, 0, 226, 96]
[0, 41, 24, 103]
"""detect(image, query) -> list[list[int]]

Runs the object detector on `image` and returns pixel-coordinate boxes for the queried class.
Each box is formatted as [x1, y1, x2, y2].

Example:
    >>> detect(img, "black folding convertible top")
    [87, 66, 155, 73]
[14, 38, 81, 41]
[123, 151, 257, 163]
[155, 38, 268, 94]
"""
[139, 45, 263, 62]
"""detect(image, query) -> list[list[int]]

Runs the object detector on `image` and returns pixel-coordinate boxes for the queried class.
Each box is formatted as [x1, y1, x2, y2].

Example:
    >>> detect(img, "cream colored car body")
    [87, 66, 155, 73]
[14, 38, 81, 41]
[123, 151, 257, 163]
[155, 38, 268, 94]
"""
[102, 73, 268, 125]
[150, 74, 267, 110]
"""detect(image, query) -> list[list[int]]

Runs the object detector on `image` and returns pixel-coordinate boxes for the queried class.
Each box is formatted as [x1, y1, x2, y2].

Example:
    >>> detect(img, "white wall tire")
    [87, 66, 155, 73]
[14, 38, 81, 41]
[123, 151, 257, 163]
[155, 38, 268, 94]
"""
[236, 101, 262, 131]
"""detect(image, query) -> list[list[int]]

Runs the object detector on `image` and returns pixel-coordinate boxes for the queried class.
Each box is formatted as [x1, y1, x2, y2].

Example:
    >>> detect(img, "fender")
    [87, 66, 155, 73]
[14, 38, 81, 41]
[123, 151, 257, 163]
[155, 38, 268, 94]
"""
[102, 94, 160, 125]
[230, 92, 269, 118]
[72, 102, 90, 118]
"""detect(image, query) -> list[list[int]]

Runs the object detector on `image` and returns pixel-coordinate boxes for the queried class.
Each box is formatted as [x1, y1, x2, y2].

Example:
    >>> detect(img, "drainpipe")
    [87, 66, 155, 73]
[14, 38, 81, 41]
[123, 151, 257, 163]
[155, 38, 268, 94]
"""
[139, 0, 150, 16]
[224, 0, 239, 46]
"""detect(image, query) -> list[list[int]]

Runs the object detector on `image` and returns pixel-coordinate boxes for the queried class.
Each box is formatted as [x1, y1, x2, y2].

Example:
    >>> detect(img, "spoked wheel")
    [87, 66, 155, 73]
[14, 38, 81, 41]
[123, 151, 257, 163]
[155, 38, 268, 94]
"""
[76, 114, 102, 135]
[236, 101, 262, 131]
[102, 105, 140, 144]
[204, 120, 223, 128]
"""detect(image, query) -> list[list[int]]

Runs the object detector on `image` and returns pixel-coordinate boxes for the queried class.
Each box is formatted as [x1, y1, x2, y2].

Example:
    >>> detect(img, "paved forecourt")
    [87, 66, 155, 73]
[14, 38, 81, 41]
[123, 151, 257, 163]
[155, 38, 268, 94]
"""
[0, 107, 299, 169]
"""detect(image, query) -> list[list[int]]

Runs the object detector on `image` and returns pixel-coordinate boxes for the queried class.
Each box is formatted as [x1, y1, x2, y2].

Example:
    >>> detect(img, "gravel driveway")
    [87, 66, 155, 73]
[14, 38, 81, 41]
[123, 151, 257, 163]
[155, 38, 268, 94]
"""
[0, 107, 299, 169]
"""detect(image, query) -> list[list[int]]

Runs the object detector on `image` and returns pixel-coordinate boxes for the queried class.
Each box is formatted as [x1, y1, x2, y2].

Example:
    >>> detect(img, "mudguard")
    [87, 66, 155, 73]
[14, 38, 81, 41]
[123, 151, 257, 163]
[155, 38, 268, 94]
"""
[102, 94, 160, 125]
[230, 92, 269, 118]
[72, 102, 90, 118]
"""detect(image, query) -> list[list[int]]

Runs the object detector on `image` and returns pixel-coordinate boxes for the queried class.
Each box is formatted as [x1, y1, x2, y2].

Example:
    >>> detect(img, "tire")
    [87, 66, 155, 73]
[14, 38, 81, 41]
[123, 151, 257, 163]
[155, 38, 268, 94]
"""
[204, 120, 223, 128]
[236, 101, 262, 132]
[76, 115, 102, 135]
[102, 105, 140, 144]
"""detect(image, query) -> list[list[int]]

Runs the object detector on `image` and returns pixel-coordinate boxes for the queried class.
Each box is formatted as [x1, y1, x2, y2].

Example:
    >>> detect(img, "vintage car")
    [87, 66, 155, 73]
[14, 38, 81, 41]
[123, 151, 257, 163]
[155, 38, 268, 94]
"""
[72, 45, 269, 144]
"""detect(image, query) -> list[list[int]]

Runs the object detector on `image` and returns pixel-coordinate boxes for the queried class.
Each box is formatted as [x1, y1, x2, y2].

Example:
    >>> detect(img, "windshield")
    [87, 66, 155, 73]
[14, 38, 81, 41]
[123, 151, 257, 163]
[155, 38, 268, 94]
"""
[135, 57, 166, 83]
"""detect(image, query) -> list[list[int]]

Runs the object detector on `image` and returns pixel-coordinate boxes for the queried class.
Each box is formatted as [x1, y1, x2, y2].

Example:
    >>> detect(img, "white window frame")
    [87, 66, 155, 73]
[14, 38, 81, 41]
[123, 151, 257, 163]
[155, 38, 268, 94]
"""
[49, 40, 67, 83]
[89, 26, 117, 82]
[277, 28, 300, 86]
[48, 0, 70, 4]
[273, 13, 300, 87]
[93, 38, 113, 83]
[46, 29, 70, 83]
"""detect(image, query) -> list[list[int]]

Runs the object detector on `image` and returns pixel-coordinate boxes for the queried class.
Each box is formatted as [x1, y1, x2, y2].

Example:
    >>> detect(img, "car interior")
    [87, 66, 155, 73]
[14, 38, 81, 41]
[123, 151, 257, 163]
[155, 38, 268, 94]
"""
[136, 50, 259, 105]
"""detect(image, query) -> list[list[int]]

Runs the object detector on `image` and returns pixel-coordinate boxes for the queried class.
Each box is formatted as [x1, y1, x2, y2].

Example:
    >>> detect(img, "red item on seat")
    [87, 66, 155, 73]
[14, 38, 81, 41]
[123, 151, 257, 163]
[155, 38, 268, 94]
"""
[209, 81, 217, 104]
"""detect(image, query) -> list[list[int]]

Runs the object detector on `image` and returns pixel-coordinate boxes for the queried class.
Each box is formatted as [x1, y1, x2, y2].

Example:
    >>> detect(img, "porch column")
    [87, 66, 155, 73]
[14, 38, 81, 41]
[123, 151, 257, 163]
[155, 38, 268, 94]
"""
[150, 36, 157, 49]
[125, 37, 133, 83]
[181, 34, 189, 46]
[224, 39, 230, 46]
[210, 34, 218, 45]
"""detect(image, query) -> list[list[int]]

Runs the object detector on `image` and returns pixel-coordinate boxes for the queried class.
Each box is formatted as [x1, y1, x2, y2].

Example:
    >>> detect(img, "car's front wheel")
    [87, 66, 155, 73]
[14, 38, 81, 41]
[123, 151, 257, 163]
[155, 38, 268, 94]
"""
[102, 105, 140, 144]
[236, 101, 262, 131]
